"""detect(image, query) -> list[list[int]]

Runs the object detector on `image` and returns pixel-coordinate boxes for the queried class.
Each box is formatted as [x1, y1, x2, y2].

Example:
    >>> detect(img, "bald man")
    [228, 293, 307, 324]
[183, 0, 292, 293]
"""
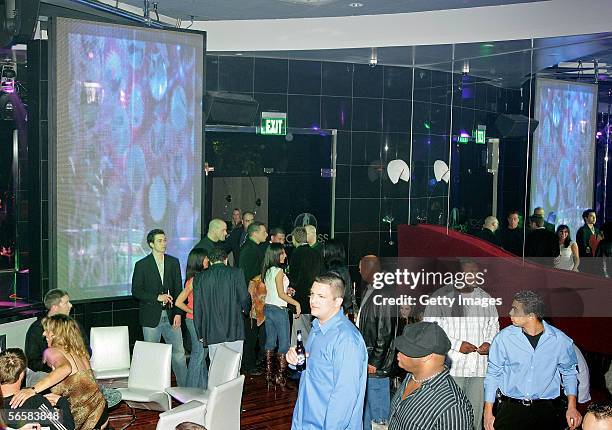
[191, 219, 229, 255]
[476, 216, 501, 247]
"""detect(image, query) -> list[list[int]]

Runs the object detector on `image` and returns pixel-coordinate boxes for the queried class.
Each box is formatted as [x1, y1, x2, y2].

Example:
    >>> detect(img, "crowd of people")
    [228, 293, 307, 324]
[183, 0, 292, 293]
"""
[4, 207, 612, 430]
[0, 290, 110, 430]
[476, 207, 612, 275]
[124, 208, 612, 429]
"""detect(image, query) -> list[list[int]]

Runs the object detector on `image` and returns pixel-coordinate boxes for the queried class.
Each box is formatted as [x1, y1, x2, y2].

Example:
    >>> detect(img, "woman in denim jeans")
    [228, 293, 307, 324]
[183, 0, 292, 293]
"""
[175, 248, 209, 388]
[261, 244, 301, 389]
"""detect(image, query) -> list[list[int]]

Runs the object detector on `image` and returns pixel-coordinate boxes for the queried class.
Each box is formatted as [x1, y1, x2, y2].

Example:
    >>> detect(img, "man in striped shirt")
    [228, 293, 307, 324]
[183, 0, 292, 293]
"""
[388, 322, 474, 430]
[423, 260, 499, 430]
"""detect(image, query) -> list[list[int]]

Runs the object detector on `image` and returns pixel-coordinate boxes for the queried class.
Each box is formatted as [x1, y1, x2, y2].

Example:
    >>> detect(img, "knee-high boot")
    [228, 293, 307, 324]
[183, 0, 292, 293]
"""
[265, 350, 276, 390]
[276, 353, 288, 389]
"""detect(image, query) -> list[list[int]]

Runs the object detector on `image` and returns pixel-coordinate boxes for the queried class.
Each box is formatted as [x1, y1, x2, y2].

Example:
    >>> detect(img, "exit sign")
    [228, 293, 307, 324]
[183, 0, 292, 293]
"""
[474, 125, 487, 144]
[260, 112, 287, 136]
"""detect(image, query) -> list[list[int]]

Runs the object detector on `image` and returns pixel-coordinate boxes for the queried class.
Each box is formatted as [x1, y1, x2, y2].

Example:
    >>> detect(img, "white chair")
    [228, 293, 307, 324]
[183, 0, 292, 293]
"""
[155, 400, 206, 430]
[90, 326, 131, 386]
[203, 375, 245, 430]
[166, 344, 240, 405]
[117, 341, 173, 426]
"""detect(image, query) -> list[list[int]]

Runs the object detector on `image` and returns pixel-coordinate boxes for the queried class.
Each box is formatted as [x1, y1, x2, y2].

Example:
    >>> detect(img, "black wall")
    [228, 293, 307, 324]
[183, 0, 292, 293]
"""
[13, 53, 527, 344]
[205, 55, 524, 268]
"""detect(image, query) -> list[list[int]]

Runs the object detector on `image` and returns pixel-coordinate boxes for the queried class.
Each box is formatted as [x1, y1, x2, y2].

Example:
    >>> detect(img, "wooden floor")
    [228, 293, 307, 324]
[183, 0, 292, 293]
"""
[109, 374, 298, 429]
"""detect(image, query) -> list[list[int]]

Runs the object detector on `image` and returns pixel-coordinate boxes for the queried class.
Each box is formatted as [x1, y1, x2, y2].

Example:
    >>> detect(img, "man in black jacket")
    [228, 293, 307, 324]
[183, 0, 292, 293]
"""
[239, 222, 267, 283]
[288, 226, 324, 345]
[476, 216, 501, 247]
[190, 218, 228, 255]
[525, 216, 560, 266]
[501, 211, 524, 256]
[357, 255, 398, 430]
[131, 228, 187, 386]
[238, 221, 268, 374]
[226, 211, 255, 266]
[193, 247, 251, 363]
[576, 209, 600, 274]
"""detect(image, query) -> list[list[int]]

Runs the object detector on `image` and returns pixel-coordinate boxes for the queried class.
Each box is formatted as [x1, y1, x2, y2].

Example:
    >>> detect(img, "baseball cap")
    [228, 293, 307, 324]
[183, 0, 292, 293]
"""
[394, 321, 451, 358]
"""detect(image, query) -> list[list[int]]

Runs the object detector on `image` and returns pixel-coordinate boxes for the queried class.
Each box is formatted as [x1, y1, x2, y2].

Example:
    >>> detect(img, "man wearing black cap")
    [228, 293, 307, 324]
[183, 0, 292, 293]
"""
[388, 322, 474, 430]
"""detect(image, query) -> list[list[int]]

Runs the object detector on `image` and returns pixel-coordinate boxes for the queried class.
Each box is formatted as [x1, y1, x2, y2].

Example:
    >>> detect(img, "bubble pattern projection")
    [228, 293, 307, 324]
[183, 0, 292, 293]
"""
[530, 79, 597, 236]
[54, 18, 204, 300]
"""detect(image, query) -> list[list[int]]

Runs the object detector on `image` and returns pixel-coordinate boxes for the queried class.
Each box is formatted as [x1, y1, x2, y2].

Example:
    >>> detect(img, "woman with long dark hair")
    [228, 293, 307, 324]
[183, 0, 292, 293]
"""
[10, 315, 107, 430]
[261, 243, 301, 389]
[554, 225, 579, 271]
[175, 248, 209, 388]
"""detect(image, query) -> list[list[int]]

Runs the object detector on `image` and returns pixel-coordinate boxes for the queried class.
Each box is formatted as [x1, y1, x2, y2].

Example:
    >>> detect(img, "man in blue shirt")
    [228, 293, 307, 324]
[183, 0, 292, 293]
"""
[287, 273, 368, 429]
[483, 290, 581, 430]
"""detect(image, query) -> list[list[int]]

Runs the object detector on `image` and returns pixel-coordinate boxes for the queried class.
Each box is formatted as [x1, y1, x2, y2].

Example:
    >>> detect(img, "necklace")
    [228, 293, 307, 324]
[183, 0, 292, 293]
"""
[410, 369, 444, 384]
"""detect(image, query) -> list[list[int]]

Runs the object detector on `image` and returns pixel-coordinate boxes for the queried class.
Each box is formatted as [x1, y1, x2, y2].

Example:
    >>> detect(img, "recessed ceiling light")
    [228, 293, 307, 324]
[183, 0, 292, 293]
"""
[235, 52, 243, 56]
[483, 43, 495, 48]
[349, 2, 363, 7]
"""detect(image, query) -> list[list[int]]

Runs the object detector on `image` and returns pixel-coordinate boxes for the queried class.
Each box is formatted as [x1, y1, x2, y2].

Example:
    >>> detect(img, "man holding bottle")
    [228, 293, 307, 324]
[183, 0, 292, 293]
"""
[287, 273, 368, 430]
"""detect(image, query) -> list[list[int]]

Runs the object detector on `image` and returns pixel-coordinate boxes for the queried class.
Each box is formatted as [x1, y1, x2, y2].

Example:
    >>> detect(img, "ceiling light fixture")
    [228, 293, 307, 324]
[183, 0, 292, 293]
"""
[369, 47, 378, 67]
[349, 2, 363, 7]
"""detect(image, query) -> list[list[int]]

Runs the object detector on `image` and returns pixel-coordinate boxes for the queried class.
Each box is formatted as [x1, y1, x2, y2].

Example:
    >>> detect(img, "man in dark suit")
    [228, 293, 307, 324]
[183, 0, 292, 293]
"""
[238, 221, 268, 375]
[576, 209, 599, 258]
[576, 209, 600, 275]
[501, 211, 524, 256]
[132, 228, 187, 386]
[288, 226, 324, 345]
[239, 221, 268, 283]
[226, 211, 255, 266]
[525, 216, 560, 266]
[193, 247, 251, 363]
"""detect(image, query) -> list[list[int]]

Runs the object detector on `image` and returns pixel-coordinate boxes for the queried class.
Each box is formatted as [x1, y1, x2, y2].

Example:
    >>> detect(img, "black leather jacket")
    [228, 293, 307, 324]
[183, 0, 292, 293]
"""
[358, 284, 398, 377]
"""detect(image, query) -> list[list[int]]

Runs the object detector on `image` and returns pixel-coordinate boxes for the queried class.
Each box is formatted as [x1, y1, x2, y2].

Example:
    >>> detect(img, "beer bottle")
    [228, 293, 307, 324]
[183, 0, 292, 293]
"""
[295, 330, 306, 371]
[162, 289, 170, 309]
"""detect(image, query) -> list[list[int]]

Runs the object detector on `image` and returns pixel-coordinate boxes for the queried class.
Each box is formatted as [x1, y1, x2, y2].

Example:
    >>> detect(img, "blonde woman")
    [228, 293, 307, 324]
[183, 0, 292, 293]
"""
[11, 315, 108, 430]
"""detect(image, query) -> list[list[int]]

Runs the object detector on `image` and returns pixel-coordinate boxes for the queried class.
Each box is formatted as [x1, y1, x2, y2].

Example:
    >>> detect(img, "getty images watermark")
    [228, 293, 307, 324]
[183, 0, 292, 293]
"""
[370, 268, 502, 308]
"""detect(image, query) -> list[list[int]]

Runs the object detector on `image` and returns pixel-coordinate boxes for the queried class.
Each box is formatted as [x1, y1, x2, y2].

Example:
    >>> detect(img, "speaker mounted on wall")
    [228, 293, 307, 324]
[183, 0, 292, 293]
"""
[0, 0, 41, 47]
[204, 91, 259, 126]
[495, 114, 539, 138]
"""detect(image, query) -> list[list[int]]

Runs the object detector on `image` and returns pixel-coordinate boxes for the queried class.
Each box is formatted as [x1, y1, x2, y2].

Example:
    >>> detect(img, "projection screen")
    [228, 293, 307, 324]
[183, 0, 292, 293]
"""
[51, 17, 204, 300]
[530, 78, 597, 236]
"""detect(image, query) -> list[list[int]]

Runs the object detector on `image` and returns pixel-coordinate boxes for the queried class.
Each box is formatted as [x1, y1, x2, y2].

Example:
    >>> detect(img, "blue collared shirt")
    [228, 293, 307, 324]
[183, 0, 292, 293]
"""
[292, 310, 368, 430]
[484, 320, 578, 403]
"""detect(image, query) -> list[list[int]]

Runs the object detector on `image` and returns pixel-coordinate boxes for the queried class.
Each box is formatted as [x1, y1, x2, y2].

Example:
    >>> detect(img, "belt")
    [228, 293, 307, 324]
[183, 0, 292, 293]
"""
[498, 394, 557, 407]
